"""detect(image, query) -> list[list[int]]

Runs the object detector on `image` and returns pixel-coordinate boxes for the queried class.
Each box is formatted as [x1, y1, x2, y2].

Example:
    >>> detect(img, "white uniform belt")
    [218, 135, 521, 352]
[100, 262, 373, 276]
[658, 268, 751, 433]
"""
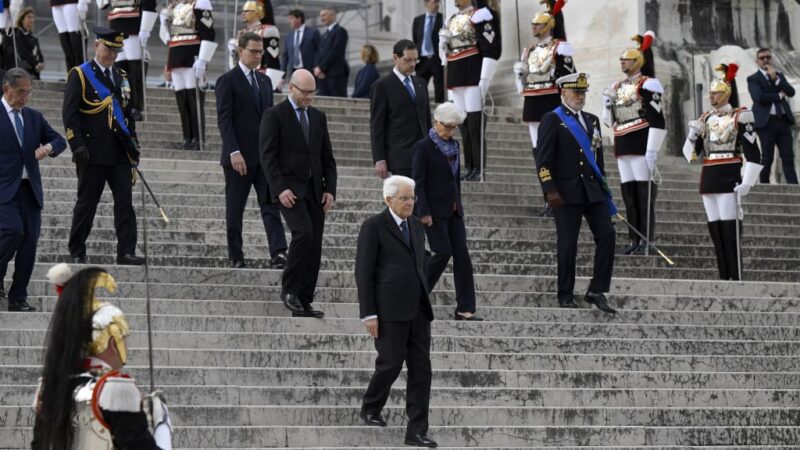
[706, 152, 735, 160]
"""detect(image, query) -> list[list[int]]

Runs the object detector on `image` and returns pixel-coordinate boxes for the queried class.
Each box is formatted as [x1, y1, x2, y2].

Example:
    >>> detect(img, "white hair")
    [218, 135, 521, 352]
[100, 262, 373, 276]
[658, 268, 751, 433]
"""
[433, 102, 466, 125]
[383, 175, 415, 198]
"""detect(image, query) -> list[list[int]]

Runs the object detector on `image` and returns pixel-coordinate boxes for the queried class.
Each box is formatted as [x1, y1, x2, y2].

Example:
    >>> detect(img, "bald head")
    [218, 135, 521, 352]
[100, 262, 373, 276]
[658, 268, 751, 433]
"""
[289, 69, 316, 108]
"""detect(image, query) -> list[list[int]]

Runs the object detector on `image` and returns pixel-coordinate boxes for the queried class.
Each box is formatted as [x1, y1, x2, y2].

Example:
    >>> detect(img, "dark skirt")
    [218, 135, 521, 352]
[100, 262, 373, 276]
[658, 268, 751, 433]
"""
[700, 160, 742, 194]
[446, 52, 481, 88]
[613, 127, 648, 157]
[167, 43, 199, 69]
[523, 93, 561, 123]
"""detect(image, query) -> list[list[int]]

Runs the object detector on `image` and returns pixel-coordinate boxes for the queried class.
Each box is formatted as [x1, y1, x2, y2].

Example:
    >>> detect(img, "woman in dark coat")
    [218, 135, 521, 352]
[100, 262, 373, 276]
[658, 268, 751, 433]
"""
[351, 44, 380, 98]
[14, 8, 45, 79]
[412, 102, 483, 321]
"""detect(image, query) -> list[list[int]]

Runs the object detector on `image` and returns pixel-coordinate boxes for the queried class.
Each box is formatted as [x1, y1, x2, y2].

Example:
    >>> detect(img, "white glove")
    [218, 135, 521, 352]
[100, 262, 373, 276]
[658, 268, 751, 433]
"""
[687, 120, 702, 141]
[143, 392, 172, 450]
[193, 59, 207, 80]
[138, 31, 150, 48]
[602, 94, 613, 108]
[479, 78, 490, 98]
[645, 150, 658, 171]
[438, 30, 450, 64]
[733, 183, 751, 199]
[602, 106, 612, 129]
[470, 7, 493, 23]
[227, 39, 237, 52]
[159, 11, 170, 45]
[77, 1, 89, 21]
[513, 61, 524, 77]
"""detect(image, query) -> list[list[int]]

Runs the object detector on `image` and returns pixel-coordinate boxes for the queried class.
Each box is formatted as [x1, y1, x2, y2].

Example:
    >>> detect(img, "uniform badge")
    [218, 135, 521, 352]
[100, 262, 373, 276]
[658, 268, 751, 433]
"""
[564, 56, 572, 64]
[652, 93, 661, 101]
[201, 10, 213, 28]
[592, 128, 602, 149]
[66, 128, 74, 140]
[538, 167, 552, 182]
[484, 24, 492, 31]
[743, 123, 756, 143]
[483, 30, 495, 43]
[267, 45, 279, 59]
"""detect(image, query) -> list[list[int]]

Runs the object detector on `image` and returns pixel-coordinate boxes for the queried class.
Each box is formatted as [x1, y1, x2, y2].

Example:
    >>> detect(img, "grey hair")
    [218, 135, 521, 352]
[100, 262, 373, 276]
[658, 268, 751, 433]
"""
[433, 102, 466, 125]
[3, 68, 31, 88]
[383, 175, 415, 198]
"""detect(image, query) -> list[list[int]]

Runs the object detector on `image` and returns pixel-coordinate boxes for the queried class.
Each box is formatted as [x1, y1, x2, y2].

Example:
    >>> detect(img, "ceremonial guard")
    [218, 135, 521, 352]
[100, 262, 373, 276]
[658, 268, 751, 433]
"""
[0, 0, 21, 69]
[439, 0, 496, 181]
[159, 0, 217, 150]
[602, 31, 666, 255]
[31, 264, 172, 450]
[535, 73, 617, 314]
[513, 0, 573, 216]
[227, 0, 282, 90]
[63, 27, 144, 265]
[103, 0, 158, 121]
[50, 0, 90, 71]
[681, 62, 762, 280]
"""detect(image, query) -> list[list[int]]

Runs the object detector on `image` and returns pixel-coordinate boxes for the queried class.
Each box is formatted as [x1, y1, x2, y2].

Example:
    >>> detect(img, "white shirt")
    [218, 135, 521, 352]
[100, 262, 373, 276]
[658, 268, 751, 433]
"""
[759, 68, 782, 115]
[361, 208, 408, 322]
[293, 25, 305, 68]
[563, 103, 588, 130]
[3, 97, 28, 179]
[326, 23, 338, 33]
[393, 68, 416, 97]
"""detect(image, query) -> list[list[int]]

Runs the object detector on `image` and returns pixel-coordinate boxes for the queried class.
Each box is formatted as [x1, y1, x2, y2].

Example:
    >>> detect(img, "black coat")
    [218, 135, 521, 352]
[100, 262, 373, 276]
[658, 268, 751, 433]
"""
[315, 24, 349, 77]
[216, 65, 273, 167]
[259, 99, 337, 202]
[370, 73, 431, 170]
[747, 70, 796, 128]
[13, 29, 44, 78]
[536, 108, 608, 205]
[412, 136, 463, 219]
[412, 12, 443, 61]
[355, 208, 432, 322]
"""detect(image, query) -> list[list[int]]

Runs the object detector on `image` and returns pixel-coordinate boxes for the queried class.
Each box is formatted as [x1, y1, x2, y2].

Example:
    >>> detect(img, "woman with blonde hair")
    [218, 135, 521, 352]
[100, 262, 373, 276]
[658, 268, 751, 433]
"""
[351, 44, 380, 98]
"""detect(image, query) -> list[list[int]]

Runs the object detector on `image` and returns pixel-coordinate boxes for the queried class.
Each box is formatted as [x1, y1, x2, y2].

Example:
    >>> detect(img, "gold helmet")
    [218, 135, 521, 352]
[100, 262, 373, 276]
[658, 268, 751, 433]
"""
[242, 0, 264, 20]
[532, 0, 565, 37]
[710, 62, 739, 97]
[620, 30, 655, 74]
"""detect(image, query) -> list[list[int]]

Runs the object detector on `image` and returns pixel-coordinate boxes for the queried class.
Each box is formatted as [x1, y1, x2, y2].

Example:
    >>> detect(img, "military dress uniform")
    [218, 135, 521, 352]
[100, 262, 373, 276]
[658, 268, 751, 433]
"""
[227, 1, 282, 88]
[536, 73, 616, 311]
[0, 0, 21, 69]
[603, 31, 666, 255]
[63, 28, 143, 265]
[159, 0, 217, 150]
[50, 0, 90, 72]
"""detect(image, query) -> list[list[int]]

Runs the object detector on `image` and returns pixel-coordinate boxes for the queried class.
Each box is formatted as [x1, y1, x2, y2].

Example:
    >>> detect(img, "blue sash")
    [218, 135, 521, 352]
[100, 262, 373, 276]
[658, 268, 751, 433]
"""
[553, 106, 617, 215]
[79, 62, 131, 137]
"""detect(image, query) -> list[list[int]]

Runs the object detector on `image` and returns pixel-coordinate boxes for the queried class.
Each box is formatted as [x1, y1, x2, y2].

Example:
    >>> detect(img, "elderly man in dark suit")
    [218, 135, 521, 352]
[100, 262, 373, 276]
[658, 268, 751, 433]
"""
[536, 73, 616, 314]
[370, 39, 431, 179]
[260, 68, 337, 318]
[314, 7, 349, 97]
[217, 32, 288, 270]
[0, 68, 66, 311]
[356, 175, 437, 448]
[280, 9, 321, 81]
[746, 47, 797, 184]
[412, 0, 444, 103]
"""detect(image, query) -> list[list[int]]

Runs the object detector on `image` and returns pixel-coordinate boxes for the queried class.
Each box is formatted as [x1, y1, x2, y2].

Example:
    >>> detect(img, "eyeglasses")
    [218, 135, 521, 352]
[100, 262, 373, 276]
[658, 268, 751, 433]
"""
[396, 195, 417, 202]
[758, 55, 772, 61]
[290, 83, 315, 96]
[437, 122, 459, 131]
[14, 88, 32, 97]
[244, 48, 264, 55]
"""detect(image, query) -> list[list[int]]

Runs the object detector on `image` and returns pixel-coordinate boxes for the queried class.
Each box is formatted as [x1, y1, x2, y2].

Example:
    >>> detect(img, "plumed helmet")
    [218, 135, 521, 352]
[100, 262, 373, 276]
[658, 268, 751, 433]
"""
[711, 61, 740, 107]
[621, 30, 655, 76]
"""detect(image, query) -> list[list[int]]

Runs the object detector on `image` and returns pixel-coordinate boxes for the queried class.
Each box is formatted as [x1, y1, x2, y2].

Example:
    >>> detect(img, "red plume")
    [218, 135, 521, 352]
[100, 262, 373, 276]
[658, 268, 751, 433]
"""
[725, 63, 739, 83]
[640, 31, 655, 52]
[552, 0, 566, 15]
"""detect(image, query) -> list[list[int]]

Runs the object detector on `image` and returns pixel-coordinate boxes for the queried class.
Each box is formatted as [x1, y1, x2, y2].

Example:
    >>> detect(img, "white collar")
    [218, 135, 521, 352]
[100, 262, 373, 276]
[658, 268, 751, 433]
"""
[712, 103, 733, 114]
[425, 12, 437, 18]
[388, 208, 405, 227]
[327, 22, 337, 32]
[239, 61, 255, 77]
[393, 68, 412, 83]
[94, 58, 112, 73]
[563, 103, 582, 116]
[296, 24, 305, 33]
[2, 97, 16, 114]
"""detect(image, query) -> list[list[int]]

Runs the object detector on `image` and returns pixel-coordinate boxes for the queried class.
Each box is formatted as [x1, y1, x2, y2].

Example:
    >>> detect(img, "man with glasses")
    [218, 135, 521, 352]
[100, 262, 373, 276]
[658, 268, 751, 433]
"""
[370, 39, 431, 179]
[412, 0, 444, 103]
[0, 68, 66, 312]
[216, 32, 287, 271]
[747, 48, 797, 184]
[260, 68, 337, 318]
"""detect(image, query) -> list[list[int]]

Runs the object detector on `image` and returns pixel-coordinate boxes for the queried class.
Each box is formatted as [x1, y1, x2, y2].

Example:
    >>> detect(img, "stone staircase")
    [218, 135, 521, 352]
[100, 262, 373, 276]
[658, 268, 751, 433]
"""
[1, 81, 799, 448]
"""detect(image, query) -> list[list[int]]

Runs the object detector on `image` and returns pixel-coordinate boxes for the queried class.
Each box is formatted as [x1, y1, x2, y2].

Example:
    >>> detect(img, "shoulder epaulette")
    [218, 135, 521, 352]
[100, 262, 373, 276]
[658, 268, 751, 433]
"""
[556, 41, 573, 57]
[94, 373, 141, 413]
[642, 77, 664, 94]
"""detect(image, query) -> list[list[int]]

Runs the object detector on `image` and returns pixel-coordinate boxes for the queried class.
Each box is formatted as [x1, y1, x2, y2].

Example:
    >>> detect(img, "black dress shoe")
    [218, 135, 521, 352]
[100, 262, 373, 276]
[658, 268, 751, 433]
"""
[72, 256, 87, 264]
[404, 433, 438, 447]
[465, 169, 482, 182]
[131, 109, 144, 121]
[292, 301, 325, 318]
[117, 254, 145, 265]
[0, 284, 5, 299]
[359, 410, 387, 427]
[455, 310, 484, 321]
[281, 292, 304, 313]
[185, 139, 200, 151]
[538, 203, 554, 217]
[622, 240, 639, 255]
[178, 139, 192, 149]
[558, 296, 579, 308]
[231, 260, 247, 269]
[585, 292, 617, 314]
[269, 252, 288, 270]
[460, 168, 474, 181]
[9, 301, 36, 312]
[631, 240, 652, 256]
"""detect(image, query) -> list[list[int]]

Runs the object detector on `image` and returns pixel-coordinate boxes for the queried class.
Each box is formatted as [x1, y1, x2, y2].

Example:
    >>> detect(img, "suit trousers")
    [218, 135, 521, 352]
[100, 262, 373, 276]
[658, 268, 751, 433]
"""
[757, 116, 798, 184]
[280, 179, 325, 301]
[318, 75, 348, 97]
[69, 163, 137, 258]
[0, 181, 41, 304]
[362, 305, 432, 436]
[223, 165, 287, 262]
[416, 56, 444, 103]
[552, 201, 616, 300]
[424, 212, 477, 313]
[391, 168, 412, 178]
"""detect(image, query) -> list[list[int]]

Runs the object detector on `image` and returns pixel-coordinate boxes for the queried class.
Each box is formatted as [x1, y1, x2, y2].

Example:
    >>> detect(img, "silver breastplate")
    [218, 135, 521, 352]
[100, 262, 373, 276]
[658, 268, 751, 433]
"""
[522, 41, 557, 90]
[702, 112, 738, 154]
[447, 9, 476, 54]
[612, 80, 645, 124]
[167, 1, 196, 38]
[72, 379, 115, 450]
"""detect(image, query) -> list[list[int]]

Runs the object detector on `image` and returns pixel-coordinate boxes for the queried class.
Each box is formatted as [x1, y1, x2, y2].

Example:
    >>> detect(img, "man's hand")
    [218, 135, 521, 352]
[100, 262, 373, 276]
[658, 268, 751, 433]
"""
[35, 63, 44, 72]
[321, 192, 335, 213]
[420, 215, 433, 227]
[546, 190, 564, 209]
[313, 67, 326, 79]
[733, 183, 752, 200]
[34, 145, 51, 160]
[72, 146, 89, 166]
[374, 160, 388, 179]
[192, 59, 207, 81]
[77, 1, 88, 21]
[765, 64, 778, 80]
[279, 189, 297, 208]
[645, 150, 657, 171]
[364, 318, 378, 338]
[687, 120, 702, 141]
[230, 152, 247, 176]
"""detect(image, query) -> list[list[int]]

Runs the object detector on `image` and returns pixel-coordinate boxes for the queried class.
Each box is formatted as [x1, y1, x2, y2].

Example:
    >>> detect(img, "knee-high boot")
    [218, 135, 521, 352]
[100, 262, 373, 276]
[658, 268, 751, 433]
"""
[58, 33, 74, 73]
[68, 32, 85, 68]
[175, 90, 192, 149]
[465, 111, 483, 180]
[126, 59, 145, 118]
[185, 88, 204, 150]
[620, 182, 639, 254]
[632, 180, 657, 255]
[707, 221, 728, 280]
[459, 122, 474, 178]
[719, 219, 742, 281]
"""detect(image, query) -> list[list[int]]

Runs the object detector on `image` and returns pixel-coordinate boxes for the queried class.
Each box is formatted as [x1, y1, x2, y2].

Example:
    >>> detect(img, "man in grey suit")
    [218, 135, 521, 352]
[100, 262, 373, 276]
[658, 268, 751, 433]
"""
[356, 175, 437, 448]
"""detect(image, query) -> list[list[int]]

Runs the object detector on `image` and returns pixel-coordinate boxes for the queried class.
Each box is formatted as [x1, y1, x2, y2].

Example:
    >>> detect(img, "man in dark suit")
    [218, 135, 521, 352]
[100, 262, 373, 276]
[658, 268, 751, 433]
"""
[536, 73, 616, 314]
[260, 69, 337, 318]
[216, 32, 288, 270]
[0, 68, 66, 311]
[314, 7, 349, 97]
[280, 9, 320, 82]
[63, 27, 145, 266]
[370, 39, 431, 179]
[746, 48, 797, 184]
[356, 175, 437, 448]
[412, 0, 444, 103]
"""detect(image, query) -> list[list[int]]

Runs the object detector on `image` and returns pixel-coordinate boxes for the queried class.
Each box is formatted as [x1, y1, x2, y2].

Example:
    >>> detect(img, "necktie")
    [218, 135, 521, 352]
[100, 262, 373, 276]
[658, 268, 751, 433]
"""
[297, 107, 310, 144]
[400, 221, 410, 246]
[12, 110, 23, 146]
[104, 68, 113, 86]
[404, 76, 416, 101]
[249, 71, 261, 113]
[422, 15, 433, 55]
[293, 30, 301, 67]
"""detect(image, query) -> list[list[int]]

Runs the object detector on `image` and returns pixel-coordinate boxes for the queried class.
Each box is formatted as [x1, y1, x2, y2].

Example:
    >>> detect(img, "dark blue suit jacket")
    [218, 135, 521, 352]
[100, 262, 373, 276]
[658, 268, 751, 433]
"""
[351, 64, 379, 98]
[315, 24, 349, 78]
[0, 105, 66, 211]
[216, 65, 273, 167]
[280, 26, 321, 72]
[747, 70, 796, 128]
